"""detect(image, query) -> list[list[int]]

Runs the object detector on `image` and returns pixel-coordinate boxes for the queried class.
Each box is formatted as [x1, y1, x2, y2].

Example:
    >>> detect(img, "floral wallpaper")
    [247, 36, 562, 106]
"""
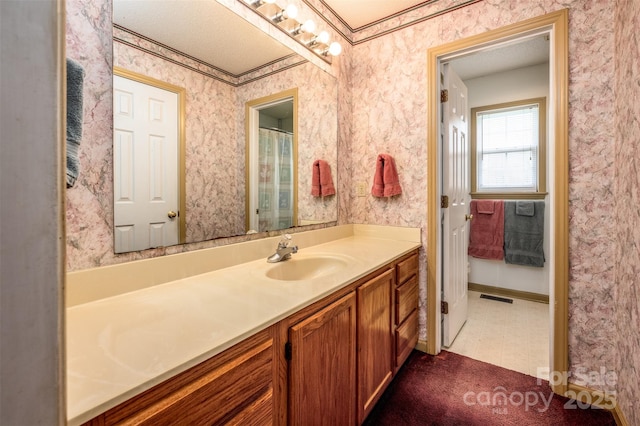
[65, 0, 114, 270]
[614, 0, 640, 422]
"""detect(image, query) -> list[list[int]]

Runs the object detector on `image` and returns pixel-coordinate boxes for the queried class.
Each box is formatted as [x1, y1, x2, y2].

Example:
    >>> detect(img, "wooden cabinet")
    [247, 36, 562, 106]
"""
[394, 252, 419, 370]
[83, 326, 278, 426]
[288, 293, 357, 426]
[356, 268, 394, 424]
[81, 249, 420, 426]
[287, 251, 418, 426]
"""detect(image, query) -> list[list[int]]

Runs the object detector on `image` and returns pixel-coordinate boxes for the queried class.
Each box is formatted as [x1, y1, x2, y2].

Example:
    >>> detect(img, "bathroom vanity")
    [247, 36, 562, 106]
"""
[67, 225, 420, 425]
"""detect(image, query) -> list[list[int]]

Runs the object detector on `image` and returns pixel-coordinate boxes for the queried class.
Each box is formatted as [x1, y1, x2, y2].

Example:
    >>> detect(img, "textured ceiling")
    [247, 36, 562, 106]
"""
[447, 35, 550, 80]
[322, 0, 427, 29]
[112, 0, 294, 76]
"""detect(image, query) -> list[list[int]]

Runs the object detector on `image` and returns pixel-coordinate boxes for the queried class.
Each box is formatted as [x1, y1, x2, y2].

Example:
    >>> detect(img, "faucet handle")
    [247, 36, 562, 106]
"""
[278, 233, 292, 248]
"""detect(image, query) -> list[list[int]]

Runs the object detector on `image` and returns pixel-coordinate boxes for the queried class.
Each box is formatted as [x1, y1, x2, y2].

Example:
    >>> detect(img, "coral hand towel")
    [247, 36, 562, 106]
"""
[371, 154, 402, 197]
[476, 200, 495, 214]
[311, 160, 335, 197]
[468, 200, 504, 260]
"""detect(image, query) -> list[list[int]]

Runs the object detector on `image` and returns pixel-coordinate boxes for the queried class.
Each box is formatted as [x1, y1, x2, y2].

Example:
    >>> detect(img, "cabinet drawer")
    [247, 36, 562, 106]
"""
[396, 253, 418, 285]
[395, 309, 418, 368]
[395, 275, 418, 325]
[102, 337, 274, 426]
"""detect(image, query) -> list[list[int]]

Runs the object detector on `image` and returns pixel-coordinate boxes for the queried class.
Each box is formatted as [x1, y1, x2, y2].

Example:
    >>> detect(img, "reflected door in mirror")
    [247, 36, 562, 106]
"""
[113, 75, 179, 253]
[247, 89, 298, 233]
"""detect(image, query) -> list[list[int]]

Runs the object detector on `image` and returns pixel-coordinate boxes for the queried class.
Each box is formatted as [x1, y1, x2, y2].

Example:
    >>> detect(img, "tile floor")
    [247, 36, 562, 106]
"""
[446, 290, 550, 380]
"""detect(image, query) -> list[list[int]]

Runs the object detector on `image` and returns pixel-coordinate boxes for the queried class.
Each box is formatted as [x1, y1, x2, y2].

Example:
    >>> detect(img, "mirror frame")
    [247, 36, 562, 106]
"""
[245, 88, 299, 232]
[113, 66, 187, 247]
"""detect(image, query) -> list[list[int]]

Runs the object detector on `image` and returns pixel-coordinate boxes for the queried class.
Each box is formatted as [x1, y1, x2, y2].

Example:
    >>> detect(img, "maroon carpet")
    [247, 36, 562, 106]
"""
[364, 350, 615, 426]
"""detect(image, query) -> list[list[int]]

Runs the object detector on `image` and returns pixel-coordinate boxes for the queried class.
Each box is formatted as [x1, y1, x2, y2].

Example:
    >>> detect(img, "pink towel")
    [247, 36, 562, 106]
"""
[476, 200, 495, 214]
[311, 160, 335, 197]
[468, 199, 504, 260]
[371, 154, 402, 197]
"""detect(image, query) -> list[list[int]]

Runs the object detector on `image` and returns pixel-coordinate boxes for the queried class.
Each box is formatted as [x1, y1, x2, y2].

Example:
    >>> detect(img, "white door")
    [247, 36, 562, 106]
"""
[441, 63, 470, 347]
[113, 75, 179, 253]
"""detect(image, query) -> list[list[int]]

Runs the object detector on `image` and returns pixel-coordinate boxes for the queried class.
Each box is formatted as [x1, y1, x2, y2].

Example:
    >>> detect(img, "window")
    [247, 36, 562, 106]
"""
[470, 97, 546, 199]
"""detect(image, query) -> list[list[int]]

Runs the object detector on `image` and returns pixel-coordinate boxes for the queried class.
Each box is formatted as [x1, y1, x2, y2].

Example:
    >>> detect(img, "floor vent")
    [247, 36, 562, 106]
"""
[480, 294, 513, 304]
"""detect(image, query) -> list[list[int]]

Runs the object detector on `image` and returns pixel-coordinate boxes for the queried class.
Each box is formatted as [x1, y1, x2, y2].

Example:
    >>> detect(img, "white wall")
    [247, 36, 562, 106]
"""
[463, 63, 550, 295]
[466, 63, 550, 108]
[0, 0, 65, 423]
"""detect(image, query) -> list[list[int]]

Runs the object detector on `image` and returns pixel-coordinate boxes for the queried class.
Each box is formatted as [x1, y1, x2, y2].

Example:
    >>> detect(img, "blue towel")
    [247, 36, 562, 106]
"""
[504, 201, 545, 267]
[66, 58, 85, 188]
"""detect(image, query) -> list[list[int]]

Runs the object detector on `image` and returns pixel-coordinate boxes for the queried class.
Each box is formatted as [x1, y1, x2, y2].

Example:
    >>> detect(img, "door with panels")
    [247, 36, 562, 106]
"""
[113, 70, 182, 253]
[441, 63, 470, 347]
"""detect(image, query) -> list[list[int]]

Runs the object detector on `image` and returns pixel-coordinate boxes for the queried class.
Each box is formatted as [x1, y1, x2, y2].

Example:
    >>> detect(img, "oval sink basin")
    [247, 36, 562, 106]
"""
[265, 255, 350, 281]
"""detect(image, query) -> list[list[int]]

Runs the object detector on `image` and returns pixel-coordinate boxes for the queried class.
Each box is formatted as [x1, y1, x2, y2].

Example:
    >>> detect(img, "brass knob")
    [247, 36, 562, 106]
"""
[167, 211, 177, 219]
[465, 214, 473, 221]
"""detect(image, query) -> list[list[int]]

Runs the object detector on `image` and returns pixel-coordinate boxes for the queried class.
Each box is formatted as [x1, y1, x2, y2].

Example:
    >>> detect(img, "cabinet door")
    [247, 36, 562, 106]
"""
[357, 269, 394, 423]
[396, 309, 419, 369]
[289, 292, 356, 426]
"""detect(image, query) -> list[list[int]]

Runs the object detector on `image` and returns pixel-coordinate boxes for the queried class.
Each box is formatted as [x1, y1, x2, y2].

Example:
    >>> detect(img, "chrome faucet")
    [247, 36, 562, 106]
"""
[267, 234, 298, 263]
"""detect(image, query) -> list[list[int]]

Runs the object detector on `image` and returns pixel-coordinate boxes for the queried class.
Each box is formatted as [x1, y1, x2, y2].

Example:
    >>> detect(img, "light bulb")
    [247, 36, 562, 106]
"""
[316, 31, 330, 45]
[284, 4, 298, 19]
[301, 19, 316, 33]
[328, 42, 342, 56]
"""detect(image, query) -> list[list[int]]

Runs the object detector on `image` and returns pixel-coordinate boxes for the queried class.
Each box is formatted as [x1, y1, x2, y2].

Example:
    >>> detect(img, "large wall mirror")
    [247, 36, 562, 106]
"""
[111, 0, 338, 254]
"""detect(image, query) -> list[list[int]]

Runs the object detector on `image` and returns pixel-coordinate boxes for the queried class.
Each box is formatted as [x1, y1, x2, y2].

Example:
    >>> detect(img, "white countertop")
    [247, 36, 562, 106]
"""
[66, 229, 421, 425]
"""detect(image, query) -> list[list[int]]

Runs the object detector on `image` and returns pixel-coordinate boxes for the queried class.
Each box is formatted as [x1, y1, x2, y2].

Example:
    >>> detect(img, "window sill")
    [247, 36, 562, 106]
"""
[470, 192, 548, 200]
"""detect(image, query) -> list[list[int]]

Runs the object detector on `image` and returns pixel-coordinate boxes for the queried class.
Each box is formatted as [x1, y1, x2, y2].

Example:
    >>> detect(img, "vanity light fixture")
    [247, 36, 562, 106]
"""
[242, 0, 341, 63]
[247, 0, 277, 6]
[272, 4, 298, 23]
[326, 41, 342, 56]
[287, 19, 317, 45]
[308, 30, 330, 46]
[291, 19, 316, 36]
[311, 40, 342, 58]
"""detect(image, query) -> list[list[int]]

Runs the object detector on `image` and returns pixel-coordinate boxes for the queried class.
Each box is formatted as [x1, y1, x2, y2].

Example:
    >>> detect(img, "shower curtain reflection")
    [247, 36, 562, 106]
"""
[258, 128, 294, 232]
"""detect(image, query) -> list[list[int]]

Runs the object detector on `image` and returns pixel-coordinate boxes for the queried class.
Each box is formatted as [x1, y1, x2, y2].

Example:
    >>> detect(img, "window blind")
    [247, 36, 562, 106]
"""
[476, 103, 539, 191]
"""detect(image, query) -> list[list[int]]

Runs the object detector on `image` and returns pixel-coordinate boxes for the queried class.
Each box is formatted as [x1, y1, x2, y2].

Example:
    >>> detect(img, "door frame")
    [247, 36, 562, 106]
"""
[425, 9, 569, 395]
[113, 66, 187, 246]
[245, 88, 299, 232]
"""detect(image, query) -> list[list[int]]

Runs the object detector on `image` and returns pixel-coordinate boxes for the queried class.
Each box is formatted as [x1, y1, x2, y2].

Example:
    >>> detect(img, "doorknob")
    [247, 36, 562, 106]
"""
[465, 214, 473, 221]
[167, 211, 177, 219]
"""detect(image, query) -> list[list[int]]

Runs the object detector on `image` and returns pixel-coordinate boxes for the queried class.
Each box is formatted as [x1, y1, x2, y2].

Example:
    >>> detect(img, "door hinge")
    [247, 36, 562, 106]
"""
[441, 301, 449, 314]
[441, 195, 449, 208]
[441, 89, 448, 103]
[284, 342, 292, 361]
